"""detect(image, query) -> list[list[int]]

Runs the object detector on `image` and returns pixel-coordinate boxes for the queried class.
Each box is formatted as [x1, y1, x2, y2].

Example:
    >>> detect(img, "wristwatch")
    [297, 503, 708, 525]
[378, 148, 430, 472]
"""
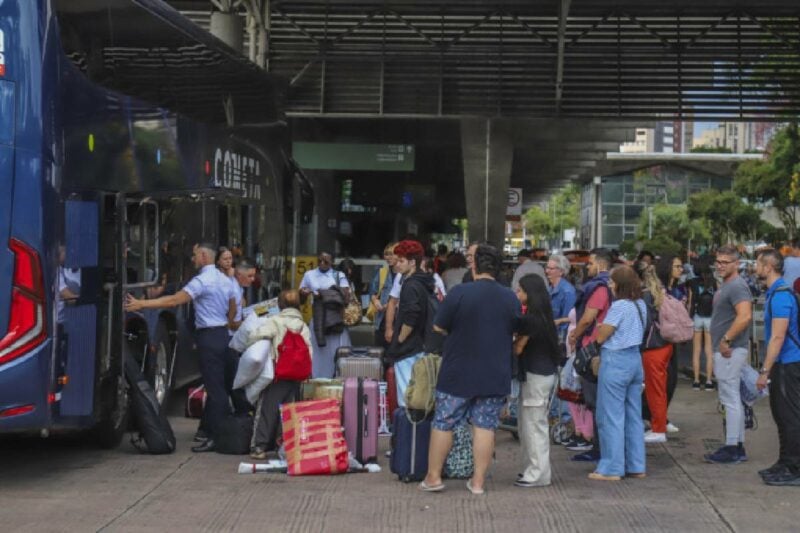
[760, 367, 770, 375]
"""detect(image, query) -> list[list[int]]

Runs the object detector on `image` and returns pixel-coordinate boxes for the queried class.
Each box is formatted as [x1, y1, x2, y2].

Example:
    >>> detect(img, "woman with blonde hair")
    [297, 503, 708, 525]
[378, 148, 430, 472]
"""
[635, 262, 673, 444]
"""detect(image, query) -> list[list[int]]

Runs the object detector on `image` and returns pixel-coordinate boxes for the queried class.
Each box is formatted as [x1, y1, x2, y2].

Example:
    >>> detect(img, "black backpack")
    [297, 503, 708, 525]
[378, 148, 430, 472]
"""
[695, 286, 715, 317]
[422, 291, 444, 354]
[125, 354, 176, 454]
[215, 414, 255, 455]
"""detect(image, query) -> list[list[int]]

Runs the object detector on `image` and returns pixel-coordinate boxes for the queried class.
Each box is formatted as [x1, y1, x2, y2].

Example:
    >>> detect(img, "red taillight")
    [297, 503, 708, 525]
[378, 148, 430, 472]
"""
[0, 404, 36, 418]
[0, 239, 47, 365]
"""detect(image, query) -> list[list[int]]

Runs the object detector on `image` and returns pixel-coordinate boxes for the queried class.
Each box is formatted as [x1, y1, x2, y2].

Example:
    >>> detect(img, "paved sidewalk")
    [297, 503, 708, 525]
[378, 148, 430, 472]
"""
[0, 379, 793, 532]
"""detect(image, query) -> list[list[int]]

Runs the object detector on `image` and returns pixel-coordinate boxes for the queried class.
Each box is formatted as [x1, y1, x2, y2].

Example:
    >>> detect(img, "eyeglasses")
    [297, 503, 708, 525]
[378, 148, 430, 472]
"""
[672, 264, 683, 269]
[545, 266, 559, 271]
[715, 259, 736, 266]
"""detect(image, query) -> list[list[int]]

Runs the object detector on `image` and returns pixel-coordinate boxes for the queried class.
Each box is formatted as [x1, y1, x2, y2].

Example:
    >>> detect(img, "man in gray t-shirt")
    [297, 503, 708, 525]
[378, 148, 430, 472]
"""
[705, 246, 754, 465]
[710, 276, 752, 352]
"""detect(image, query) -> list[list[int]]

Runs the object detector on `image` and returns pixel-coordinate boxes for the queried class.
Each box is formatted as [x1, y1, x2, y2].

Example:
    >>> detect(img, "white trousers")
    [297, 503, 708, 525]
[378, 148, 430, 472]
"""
[518, 372, 556, 485]
[714, 347, 748, 445]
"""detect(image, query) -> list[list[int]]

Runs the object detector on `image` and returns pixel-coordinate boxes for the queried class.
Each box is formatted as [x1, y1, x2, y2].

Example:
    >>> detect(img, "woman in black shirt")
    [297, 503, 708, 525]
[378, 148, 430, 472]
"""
[513, 274, 563, 488]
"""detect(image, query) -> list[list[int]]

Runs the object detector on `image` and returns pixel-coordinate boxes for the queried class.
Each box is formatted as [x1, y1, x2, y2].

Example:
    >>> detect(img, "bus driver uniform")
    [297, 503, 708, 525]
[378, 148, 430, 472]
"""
[183, 264, 238, 445]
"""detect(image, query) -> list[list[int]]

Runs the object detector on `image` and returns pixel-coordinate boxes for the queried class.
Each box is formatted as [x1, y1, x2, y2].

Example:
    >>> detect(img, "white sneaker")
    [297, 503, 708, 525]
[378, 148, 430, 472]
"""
[644, 431, 667, 443]
[666, 422, 680, 433]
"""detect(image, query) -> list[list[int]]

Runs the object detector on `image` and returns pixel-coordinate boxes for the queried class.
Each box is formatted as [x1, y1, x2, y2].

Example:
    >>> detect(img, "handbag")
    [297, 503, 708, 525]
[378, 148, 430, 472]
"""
[573, 341, 600, 381]
[343, 289, 363, 327]
[339, 276, 362, 327]
[365, 267, 389, 322]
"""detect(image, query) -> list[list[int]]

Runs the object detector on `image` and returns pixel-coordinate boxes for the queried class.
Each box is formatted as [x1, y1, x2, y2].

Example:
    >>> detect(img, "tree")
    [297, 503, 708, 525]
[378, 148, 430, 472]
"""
[687, 190, 769, 247]
[690, 146, 733, 154]
[524, 206, 553, 245]
[523, 184, 580, 247]
[734, 123, 800, 238]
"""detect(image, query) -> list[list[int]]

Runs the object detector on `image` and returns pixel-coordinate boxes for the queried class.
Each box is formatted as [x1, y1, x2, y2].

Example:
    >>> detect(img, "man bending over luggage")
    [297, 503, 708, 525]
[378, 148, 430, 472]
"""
[244, 289, 313, 460]
[125, 242, 238, 453]
[420, 244, 521, 495]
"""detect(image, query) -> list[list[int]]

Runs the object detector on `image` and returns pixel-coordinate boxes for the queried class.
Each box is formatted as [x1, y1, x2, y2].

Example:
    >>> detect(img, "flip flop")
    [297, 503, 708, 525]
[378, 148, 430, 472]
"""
[466, 480, 485, 495]
[418, 480, 445, 492]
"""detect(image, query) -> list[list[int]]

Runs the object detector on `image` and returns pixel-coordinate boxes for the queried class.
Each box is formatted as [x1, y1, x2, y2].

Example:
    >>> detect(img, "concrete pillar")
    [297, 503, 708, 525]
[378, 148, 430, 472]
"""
[461, 118, 513, 247]
[210, 12, 244, 52]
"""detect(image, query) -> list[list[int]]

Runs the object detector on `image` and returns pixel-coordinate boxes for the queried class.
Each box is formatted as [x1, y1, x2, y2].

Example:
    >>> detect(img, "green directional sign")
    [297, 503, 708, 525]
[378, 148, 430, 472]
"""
[293, 142, 415, 171]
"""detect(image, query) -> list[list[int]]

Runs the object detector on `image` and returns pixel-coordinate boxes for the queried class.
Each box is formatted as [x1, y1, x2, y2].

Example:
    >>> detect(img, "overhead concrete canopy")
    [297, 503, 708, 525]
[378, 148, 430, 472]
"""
[597, 151, 763, 177]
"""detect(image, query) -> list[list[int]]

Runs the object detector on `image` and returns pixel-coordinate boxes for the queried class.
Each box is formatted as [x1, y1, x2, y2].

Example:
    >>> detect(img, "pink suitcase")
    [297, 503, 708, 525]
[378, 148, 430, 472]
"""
[342, 377, 379, 464]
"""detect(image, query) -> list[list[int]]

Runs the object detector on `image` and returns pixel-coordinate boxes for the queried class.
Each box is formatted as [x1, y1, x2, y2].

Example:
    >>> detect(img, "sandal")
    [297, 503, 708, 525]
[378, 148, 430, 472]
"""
[418, 480, 445, 492]
[466, 480, 485, 495]
[588, 472, 621, 481]
[626, 472, 647, 479]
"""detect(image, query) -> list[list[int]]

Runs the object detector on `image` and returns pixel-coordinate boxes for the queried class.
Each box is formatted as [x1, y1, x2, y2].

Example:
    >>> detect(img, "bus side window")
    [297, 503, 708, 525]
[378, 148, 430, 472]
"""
[125, 201, 159, 285]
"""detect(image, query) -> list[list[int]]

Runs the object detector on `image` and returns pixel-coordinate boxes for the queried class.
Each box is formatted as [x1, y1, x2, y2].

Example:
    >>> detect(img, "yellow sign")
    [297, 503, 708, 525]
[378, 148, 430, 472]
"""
[287, 256, 318, 323]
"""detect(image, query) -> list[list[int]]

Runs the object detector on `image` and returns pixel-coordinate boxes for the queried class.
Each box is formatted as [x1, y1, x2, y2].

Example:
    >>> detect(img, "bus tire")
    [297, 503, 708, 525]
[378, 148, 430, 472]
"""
[93, 357, 130, 449]
[146, 321, 172, 407]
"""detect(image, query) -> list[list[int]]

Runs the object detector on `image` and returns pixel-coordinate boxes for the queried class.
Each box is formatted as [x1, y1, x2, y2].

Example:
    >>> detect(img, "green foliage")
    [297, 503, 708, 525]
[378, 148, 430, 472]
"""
[523, 184, 580, 245]
[631, 203, 710, 256]
[687, 190, 770, 246]
[690, 146, 733, 154]
[524, 205, 553, 243]
[640, 235, 683, 257]
[733, 123, 800, 237]
[619, 239, 638, 257]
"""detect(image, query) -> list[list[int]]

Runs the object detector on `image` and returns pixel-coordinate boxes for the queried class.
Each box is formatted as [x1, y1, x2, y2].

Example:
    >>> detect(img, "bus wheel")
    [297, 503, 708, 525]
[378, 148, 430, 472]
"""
[146, 321, 172, 407]
[94, 367, 130, 449]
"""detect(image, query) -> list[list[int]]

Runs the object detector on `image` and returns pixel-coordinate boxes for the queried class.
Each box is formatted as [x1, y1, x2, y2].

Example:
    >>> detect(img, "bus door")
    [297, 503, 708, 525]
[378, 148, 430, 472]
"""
[58, 192, 125, 420]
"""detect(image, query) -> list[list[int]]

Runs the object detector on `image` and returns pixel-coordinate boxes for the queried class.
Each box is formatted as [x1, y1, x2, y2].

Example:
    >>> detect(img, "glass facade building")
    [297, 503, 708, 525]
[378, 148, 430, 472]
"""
[596, 164, 732, 248]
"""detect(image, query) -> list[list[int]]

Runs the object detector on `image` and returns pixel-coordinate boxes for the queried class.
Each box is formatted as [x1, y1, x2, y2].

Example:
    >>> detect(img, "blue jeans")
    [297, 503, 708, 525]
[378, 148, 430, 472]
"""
[394, 352, 425, 407]
[596, 346, 646, 476]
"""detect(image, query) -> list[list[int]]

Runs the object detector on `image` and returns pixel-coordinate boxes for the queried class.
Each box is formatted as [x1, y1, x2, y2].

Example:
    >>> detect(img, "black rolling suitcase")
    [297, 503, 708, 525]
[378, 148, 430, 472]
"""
[125, 354, 176, 454]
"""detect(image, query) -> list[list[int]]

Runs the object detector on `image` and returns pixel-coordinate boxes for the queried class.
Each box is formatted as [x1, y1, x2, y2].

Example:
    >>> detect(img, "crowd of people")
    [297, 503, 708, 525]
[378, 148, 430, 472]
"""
[124, 235, 800, 489]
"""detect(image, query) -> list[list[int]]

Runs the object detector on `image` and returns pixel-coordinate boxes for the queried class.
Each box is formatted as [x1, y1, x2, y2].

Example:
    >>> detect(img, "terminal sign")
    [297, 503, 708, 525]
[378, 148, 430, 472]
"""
[293, 142, 415, 171]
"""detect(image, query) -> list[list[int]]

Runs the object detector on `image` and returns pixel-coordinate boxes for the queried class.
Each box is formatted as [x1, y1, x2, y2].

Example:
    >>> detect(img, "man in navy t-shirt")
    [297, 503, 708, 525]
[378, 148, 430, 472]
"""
[419, 244, 521, 496]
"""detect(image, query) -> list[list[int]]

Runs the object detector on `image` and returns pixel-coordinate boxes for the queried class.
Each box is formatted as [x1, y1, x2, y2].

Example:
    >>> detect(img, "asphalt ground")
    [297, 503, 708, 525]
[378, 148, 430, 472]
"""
[0, 371, 794, 533]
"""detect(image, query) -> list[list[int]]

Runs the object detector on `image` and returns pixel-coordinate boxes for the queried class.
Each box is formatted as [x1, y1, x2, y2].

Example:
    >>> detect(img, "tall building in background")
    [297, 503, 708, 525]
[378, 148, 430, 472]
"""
[620, 122, 694, 153]
[692, 122, 779, 153]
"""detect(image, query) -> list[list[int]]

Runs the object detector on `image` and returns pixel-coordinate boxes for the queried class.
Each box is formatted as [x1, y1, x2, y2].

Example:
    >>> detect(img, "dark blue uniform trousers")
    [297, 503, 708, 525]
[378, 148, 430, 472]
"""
[196, 327, 233, 439]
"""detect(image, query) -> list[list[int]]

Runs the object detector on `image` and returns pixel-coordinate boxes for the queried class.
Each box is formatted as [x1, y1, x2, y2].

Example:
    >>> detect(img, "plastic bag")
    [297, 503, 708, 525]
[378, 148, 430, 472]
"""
[560, 356, 581, 393]
[233, 339, 271, 390]
[245, 357, 274, 404]
[740, 365, 768, 406]
[229, 311, 272, 353]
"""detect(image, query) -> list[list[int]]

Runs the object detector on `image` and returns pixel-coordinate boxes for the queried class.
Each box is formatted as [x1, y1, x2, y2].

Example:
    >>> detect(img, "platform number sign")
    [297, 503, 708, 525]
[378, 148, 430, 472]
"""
[0, 29, 5, 77]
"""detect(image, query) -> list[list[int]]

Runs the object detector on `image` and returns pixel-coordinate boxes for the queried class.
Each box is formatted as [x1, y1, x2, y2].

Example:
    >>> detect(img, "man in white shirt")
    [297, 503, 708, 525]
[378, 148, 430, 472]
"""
[126, 242, 237, 452]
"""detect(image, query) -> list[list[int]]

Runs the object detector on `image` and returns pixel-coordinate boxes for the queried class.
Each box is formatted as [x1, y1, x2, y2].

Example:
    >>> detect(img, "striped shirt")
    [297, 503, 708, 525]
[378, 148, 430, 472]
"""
[601, 299, 646, 351]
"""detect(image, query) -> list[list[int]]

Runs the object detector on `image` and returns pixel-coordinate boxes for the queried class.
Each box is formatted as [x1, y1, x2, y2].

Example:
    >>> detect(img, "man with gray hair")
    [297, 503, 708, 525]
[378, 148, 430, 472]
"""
[126, 242, 238, 453]
[546, 254, 576, 338]
[705, 245, 753, 464]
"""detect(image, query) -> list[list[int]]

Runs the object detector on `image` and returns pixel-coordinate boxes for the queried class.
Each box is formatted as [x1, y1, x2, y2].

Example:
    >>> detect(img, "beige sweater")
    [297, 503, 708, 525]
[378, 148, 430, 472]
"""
[244, 308, 313, 362]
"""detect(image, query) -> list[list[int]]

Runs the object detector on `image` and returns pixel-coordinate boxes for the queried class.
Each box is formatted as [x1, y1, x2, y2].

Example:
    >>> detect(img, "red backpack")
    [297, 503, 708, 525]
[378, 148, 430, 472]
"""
[274, 330, 312, 381]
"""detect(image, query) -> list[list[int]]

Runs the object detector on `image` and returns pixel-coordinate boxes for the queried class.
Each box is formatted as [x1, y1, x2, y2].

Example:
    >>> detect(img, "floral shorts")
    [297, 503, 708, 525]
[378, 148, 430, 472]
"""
[432, 391, 506, 432]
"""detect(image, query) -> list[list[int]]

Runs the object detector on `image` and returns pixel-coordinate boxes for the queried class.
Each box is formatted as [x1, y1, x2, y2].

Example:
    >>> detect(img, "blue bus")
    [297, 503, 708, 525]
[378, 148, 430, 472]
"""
[0, 0, 309, 446]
